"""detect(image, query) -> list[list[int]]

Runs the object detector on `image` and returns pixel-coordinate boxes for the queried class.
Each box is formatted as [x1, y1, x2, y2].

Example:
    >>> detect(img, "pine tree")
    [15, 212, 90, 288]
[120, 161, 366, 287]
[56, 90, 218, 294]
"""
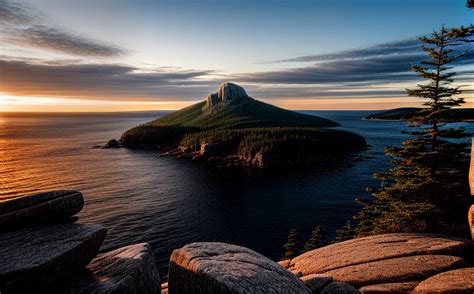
[355, 25, 474, 238]
[303, 226, 328, 251]
[333, 221, 355, 243]
[282, 229, 302, 260]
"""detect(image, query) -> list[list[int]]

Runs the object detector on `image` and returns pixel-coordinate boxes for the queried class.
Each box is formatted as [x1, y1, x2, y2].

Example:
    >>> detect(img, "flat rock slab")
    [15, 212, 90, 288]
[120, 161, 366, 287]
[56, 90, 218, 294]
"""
[284, 233, 474, 276]
[64, 243, 161, 294]
[168, 242, 311, 294]
[0, 223, 106, 291]
[0, 190, 84, 229]
[413, 268, 474, 293]
[359, 281, 420, 293]
[325, 255, 466, 288]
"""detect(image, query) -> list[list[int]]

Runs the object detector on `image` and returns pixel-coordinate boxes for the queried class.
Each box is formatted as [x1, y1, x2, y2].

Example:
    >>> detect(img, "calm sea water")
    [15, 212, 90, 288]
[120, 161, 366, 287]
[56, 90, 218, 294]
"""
[2, 111, 471, 276]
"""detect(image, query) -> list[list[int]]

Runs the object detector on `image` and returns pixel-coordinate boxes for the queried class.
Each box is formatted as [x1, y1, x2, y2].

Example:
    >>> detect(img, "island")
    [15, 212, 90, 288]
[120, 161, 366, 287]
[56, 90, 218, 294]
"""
[365, 107, 474, 121]
[118, 83, 367, 168]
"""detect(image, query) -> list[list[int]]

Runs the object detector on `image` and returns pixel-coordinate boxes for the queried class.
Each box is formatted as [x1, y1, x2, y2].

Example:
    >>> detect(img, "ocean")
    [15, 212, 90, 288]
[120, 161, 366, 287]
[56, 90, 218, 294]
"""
[2, 110, 470, 276]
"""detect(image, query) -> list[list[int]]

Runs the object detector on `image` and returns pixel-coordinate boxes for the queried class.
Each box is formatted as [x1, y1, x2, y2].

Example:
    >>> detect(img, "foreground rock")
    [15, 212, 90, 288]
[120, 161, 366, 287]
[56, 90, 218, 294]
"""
[0, 190, 84, 229]
[0, 223, 106, 291]
[359, 281, 420, 293]
[325, 255, 466, 288]
[283, 233, 474, 276]
[413, 268, 474, 293]
[168, 242, 311, 294]
[62, 243, 160, 294]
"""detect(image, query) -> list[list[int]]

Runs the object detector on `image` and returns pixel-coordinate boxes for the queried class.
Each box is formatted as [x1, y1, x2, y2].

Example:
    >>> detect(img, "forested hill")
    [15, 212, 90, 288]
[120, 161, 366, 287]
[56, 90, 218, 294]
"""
[119, 83, 366, 168]
[143, 95, 339, 130]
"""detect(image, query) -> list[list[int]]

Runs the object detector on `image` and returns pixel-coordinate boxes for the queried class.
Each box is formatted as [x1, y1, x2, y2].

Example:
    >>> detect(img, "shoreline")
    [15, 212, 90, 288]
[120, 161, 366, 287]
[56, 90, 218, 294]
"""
[109, 142, 372, 173]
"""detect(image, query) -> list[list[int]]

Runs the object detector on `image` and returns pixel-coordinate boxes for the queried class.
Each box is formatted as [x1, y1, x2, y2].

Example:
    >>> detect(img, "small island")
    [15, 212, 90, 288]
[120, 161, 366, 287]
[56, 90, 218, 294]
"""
[365, 107, 474, 121]
[118, 83, 367, 168]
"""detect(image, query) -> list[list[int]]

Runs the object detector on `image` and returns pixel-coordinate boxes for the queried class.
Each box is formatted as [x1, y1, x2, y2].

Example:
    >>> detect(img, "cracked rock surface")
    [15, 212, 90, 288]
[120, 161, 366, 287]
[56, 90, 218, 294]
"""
[0, 190, 84, 229]
[0, 223, 106, 291]
[359, 281, 420, 293]
[168, 242, 311, 294]
[281, 233, 474, 292]
[282, 233, 473, 276]
[325, 255, 466, 288]
[413, 268, 474, 293]
[62, 243, 161, 294]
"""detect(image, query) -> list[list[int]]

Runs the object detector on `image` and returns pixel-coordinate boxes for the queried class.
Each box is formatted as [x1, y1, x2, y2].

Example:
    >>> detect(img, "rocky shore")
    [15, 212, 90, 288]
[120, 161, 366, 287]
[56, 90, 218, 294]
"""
[1, 190, 474, 293]
[103, 141, 368, 171]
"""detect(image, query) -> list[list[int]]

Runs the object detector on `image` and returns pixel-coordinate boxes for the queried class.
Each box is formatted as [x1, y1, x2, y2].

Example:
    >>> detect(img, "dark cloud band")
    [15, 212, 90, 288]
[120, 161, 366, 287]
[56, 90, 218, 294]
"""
[0, 59, 216, 100]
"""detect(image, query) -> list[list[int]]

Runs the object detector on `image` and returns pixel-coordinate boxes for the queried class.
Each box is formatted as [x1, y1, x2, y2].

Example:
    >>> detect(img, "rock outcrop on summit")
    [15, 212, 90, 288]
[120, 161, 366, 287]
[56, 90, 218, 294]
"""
[206, 82, 247, 108]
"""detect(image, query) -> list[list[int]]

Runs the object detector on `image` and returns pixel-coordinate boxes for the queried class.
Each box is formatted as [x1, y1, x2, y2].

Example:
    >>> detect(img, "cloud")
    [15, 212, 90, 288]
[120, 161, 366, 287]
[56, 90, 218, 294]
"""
[0, 0, 31, 24]
[241, 39, 474, 86]
[234, 36, 474, 101]
[239, 55, 418, 85]
[0, 56, 413, 102]
[269, 38, 424, 63]
[0, 58, 217, 100]
[17, 25, 126, 57]
[0, 0, 126, 57]
[245, 85, 405, 99]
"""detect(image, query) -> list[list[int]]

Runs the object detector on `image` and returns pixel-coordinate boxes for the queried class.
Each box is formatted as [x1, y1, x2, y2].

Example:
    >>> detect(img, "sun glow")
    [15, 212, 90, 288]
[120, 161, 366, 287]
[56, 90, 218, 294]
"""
[1, 90, 473, 113]
[0, 94, 195, 112]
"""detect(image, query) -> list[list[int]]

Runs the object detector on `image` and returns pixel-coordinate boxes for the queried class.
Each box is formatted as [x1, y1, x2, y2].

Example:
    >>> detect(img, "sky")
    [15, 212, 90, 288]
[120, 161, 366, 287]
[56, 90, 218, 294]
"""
[0, 0, 473, 112]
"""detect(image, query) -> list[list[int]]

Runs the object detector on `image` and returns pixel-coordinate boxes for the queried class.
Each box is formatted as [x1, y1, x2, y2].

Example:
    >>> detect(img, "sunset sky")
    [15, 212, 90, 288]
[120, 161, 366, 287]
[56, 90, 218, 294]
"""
[0, 0, 473, 112]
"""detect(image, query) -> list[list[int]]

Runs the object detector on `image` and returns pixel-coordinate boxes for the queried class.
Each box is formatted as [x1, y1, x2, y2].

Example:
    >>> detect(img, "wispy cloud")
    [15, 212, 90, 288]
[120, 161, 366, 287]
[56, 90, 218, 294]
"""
[0, 0, 31, 24]
[0, 58, 217, 100]
[242, 37, 474, 86]
[240, 54, 418, 85]
[0, 0, 126, 57]
[269, 38, 424, 63]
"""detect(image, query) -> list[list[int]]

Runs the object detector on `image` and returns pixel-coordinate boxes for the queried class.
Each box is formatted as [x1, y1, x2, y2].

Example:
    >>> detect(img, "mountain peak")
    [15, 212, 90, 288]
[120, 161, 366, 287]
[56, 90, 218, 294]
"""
[206, 82, 247, 108]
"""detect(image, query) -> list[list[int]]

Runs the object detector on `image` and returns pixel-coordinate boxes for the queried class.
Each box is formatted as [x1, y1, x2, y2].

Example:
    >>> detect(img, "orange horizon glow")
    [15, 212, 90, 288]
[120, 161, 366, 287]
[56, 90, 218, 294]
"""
[1, 94, 474, 113]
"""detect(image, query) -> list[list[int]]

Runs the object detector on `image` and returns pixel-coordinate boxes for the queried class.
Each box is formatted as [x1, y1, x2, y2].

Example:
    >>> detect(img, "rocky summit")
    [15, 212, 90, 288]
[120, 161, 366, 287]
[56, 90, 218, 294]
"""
[205, 82, 248, 108]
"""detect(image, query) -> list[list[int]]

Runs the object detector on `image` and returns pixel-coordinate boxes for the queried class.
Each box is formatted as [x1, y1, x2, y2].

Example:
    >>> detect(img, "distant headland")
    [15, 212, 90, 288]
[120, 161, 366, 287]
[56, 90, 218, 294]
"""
[365, 107, 474, 121]
[111, 83, 367, 168]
